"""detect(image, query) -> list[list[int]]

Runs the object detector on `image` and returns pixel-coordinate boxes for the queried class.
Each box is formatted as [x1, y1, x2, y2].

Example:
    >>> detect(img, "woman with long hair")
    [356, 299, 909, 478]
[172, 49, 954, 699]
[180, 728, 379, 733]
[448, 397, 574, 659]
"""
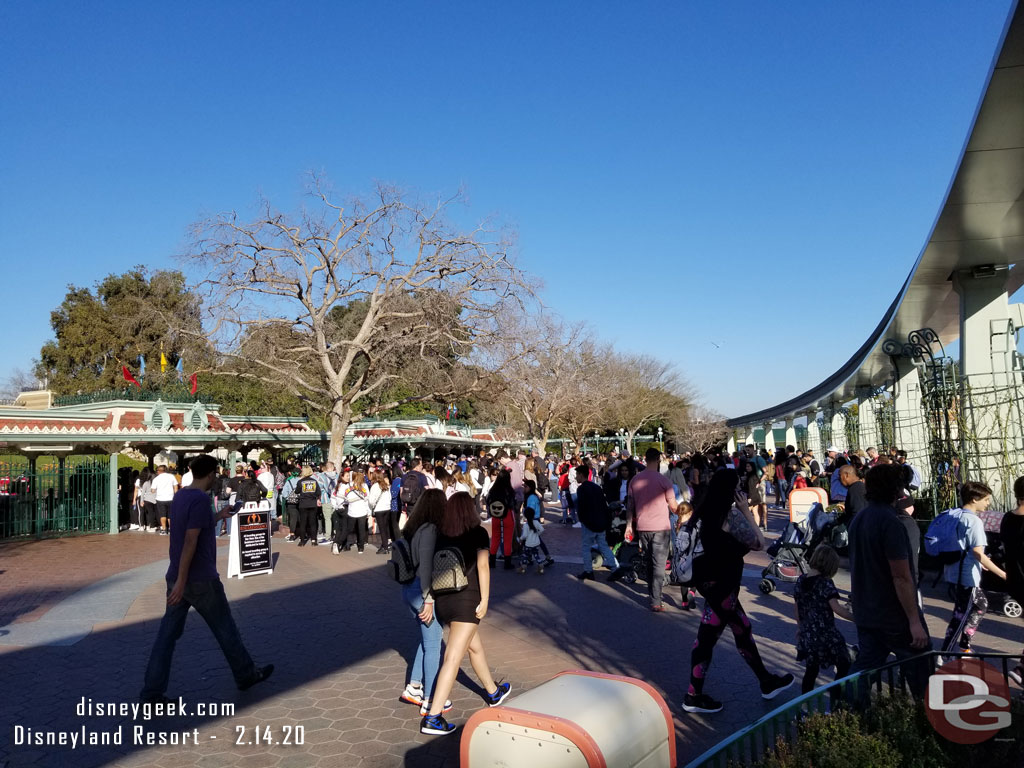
[344, 471, 371, 553]
[486, 468, 517, 569]
[398, 489, 450, 716]
[683, 469, 793, 714]
[421, 492, 511, 735]
[369, 470, 393, 554]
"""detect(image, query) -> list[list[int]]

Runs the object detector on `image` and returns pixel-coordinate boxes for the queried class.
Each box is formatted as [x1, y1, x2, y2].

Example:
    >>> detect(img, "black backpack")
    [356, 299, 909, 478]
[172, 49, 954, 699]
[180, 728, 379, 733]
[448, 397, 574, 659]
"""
[400, 472, 424, 507]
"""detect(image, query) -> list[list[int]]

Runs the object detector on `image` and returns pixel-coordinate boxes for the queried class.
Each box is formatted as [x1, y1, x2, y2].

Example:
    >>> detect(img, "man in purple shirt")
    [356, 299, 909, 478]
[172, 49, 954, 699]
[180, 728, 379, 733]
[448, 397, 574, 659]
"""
[140, 455, 273, 703]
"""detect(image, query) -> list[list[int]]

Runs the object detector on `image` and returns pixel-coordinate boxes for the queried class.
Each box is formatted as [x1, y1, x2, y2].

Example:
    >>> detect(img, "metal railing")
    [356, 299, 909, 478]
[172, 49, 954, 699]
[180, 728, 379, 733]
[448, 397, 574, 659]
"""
[685, 651, 1019, 768]
[52, 388, 213, 406]
[0, 459, 110, 540]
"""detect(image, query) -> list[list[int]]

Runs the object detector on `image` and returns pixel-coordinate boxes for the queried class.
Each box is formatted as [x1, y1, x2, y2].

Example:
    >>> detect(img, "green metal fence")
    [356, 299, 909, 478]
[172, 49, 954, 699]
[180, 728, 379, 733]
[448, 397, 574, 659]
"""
[0, 458, 110, 540]
[52, 388, 214, 406]
[685, 651, 1018, 767]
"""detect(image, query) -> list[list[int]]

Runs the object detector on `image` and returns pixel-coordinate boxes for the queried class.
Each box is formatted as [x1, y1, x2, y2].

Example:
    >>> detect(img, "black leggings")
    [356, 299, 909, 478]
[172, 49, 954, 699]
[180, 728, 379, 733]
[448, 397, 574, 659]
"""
[297, 506, 317, 541]
[144, 501, 158, 528]
[802, 655, 851, 693]
[341, 515, 368, 549]
[689, 579, 770, 696]
[374, 512, 392, 548]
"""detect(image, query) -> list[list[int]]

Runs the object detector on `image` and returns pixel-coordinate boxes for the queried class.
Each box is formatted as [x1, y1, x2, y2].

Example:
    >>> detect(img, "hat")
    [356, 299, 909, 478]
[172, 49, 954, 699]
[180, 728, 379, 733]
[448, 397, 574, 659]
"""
[827, 446, 839, 453]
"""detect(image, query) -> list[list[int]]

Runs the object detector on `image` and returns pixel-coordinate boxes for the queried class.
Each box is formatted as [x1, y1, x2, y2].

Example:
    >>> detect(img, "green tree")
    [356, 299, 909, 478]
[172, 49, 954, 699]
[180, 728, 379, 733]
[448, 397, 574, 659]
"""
[36, 268, 205, 394]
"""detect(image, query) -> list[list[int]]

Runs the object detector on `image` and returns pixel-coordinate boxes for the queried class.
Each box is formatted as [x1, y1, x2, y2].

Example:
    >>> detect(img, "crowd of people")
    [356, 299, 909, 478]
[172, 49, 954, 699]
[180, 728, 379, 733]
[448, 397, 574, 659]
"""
[132, 439, 1024, 737]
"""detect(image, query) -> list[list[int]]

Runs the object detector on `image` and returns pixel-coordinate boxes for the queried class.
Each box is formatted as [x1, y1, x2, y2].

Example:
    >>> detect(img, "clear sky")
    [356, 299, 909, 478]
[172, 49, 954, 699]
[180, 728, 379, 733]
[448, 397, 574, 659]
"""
[1, 1, 1017, 416]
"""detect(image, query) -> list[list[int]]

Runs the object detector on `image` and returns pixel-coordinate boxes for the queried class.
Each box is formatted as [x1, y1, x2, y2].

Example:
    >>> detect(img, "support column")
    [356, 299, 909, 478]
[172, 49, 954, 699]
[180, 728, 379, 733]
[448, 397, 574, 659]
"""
[805, 413, 823, 459]
[953, 267, 1022, 506]
[893, 357, 930, 487]
[744, 427, 755, 450]
[857, 390, 880, 452]
[763, 423, 776, 453]
[108, 452, 119, 535]
[726, 432, 736, 455]
[784, 418, 797, 450]
[830, 411, 847, 452]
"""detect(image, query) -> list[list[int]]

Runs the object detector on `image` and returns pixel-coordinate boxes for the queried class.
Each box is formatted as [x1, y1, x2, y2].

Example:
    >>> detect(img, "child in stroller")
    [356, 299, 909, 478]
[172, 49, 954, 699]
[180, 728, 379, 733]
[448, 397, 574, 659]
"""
[759, 503, 839, 595]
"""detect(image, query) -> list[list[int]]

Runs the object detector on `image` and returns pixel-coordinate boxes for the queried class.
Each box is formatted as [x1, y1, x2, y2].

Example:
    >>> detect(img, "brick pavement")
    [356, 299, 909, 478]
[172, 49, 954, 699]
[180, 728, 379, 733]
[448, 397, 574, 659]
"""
[0, 501, 1021, 768]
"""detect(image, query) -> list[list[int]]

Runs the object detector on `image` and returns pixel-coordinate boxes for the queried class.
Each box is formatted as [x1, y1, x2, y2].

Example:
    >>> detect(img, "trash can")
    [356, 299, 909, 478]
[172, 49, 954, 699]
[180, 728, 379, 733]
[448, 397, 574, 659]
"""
[461, 670, 675, 768]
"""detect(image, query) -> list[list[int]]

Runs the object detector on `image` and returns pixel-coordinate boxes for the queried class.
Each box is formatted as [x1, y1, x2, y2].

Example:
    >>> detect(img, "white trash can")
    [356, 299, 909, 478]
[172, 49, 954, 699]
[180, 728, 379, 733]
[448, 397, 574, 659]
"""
[461, 670, 675, 768]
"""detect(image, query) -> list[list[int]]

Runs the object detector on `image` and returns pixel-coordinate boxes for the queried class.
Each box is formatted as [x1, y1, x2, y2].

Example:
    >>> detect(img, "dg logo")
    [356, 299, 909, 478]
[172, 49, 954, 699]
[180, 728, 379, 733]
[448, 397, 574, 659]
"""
[926, 656, 1011, 744]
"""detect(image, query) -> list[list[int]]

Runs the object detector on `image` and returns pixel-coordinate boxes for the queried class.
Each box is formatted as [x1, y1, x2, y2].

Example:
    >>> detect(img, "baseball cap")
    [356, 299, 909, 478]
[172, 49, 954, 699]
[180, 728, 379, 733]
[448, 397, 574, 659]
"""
[827, 446, 839, 453]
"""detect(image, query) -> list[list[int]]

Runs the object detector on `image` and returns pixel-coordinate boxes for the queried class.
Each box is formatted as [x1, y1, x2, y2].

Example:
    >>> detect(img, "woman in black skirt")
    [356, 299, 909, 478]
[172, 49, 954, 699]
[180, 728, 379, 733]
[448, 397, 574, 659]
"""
[421, 492, 511, 735]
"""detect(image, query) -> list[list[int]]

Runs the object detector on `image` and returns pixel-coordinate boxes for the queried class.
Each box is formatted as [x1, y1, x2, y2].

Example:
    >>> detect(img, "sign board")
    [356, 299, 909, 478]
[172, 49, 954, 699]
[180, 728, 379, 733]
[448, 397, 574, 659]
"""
[227, 500, 274, 579]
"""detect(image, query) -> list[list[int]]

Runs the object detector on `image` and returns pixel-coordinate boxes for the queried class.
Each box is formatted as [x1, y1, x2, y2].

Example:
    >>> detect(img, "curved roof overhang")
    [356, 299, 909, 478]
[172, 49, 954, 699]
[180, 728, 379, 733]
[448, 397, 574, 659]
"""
[729, 2, 1024, 428]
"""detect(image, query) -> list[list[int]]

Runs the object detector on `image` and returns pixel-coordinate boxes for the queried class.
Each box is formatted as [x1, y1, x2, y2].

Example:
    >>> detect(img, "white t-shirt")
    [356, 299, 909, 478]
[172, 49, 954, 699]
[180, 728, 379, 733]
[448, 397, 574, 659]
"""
[257, 470, 275, 499]
[345, 486, 370, 518]
[368, 483, 391, 513]
[181, 471, 193, 488]
[151, 473, 178, 502]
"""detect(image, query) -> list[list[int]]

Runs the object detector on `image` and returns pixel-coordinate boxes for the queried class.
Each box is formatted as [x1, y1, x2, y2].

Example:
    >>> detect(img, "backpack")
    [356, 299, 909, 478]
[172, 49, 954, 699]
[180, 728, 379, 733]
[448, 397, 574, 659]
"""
[388, 538, 417, 585]
[488, 497, 509, 519]
[431, 547, 468, 594]
[924, 508, 969, 584]
[671, 519, 703, 585]
[400, 472, 424, 506]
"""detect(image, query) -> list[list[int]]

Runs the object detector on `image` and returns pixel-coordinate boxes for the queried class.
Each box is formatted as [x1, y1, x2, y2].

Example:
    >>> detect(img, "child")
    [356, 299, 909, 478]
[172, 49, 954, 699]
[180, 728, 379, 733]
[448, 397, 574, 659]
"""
[518, 480, 545, 574]
[673, 502, 698, 610]
[793, 544, 853, 693]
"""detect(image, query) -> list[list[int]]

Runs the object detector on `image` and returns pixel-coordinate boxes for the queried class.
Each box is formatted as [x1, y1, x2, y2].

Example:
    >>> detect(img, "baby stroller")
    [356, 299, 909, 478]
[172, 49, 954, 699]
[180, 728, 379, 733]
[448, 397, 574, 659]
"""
[759, 517, 811, 594]
[977, 511, 1023, 619]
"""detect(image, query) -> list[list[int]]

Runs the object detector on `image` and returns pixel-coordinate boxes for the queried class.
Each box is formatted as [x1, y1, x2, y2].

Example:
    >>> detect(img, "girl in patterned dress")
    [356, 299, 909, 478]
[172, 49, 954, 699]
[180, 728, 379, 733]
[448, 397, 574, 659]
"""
[793, 545, 854, 693]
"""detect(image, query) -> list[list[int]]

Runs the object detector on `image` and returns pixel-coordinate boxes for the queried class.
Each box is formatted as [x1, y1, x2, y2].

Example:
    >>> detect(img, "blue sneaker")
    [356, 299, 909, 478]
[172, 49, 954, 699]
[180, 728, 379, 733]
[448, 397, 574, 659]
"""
[420, 713, 455, 735]
[485, 682, 512, 707]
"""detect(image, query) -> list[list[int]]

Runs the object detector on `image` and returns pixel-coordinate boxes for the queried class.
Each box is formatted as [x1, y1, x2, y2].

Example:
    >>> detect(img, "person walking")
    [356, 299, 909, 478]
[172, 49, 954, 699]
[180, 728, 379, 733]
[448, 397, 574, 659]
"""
[575, 466, 627, 583]
[683, 469, 793, 713]
[398, 489, 450, 715]
[625, 448, 679, 612]
[421, 492, 511, 735]
[939, 482, 1006, 656]
[848, 464, 930, 697]
[140, 455, 273, 703]
[151, 465, 178, 535]
[1002, 476, 1024, 686]
[486, 469, 517, 570]
[793, 545, 853, 693]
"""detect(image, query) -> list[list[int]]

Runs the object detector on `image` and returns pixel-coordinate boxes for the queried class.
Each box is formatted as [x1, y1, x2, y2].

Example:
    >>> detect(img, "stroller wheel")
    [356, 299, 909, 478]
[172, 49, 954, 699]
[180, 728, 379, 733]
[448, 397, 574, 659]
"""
[591, 551, 604, 570]
[623, 570, 637, 584]
[1004, 600, 1022, 619]
[759, 578, 775, 595]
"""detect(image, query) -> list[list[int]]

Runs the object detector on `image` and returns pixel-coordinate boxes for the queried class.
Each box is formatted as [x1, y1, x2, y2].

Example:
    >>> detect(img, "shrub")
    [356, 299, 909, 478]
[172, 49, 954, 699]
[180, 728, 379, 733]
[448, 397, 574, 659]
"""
[860, 694, 949, 768]
[752, 710, 899, 768]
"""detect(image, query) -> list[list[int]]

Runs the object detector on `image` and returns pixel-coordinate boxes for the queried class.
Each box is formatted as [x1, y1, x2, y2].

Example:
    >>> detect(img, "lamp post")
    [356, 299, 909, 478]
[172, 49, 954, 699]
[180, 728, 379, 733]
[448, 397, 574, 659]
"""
[658, 426, 664, 453]
[594, 430, 600, 455]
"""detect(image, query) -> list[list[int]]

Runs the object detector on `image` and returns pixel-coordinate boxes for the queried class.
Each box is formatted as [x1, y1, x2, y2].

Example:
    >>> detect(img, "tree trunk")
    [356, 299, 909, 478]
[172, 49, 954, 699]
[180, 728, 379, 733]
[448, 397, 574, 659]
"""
[329, 410, 350, 466]
[626, 429, 637, 456]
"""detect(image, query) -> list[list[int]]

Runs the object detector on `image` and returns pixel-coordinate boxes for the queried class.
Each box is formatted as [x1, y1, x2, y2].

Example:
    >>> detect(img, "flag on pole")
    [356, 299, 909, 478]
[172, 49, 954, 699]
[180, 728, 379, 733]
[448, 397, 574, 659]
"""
[189, 372, 198, 395]
[160, 348, 167, 373]
[175, 357, 184, 382]
[138, 355, 145, 381]
[122, 366, 140, 387]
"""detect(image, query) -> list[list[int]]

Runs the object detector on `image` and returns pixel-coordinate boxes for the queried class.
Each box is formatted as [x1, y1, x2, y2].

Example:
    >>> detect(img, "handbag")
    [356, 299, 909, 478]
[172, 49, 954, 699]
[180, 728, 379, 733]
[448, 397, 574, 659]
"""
[431, 547, 469, 594]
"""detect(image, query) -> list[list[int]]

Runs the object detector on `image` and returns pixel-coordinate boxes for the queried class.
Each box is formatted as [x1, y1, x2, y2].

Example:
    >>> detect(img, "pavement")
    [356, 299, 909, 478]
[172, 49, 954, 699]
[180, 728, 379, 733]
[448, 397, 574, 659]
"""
[0, 499, 1021, 768]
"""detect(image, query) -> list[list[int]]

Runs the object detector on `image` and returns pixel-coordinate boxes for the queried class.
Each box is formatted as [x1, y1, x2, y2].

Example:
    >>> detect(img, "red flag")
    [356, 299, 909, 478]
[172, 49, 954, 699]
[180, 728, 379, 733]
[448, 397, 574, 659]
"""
[189, 372, 198, 395]
[122, 365, 140, 387]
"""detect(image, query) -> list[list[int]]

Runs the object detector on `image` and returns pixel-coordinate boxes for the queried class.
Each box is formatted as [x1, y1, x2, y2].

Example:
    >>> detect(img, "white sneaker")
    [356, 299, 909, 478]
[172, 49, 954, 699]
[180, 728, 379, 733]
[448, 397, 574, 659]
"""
[129, 524, 140, 531]
[572, 522, 582, 528]
[400, 683, 425, 706]
[331, 543, 339, 555]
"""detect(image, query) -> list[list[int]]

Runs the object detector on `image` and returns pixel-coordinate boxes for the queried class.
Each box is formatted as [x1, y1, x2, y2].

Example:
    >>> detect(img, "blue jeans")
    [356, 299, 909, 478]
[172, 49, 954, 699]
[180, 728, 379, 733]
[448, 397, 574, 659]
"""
[402, 577, 443, 702]
[776, 478, 789, 506]
[140, 579, 257, 701]
[581, 526, 618, 572]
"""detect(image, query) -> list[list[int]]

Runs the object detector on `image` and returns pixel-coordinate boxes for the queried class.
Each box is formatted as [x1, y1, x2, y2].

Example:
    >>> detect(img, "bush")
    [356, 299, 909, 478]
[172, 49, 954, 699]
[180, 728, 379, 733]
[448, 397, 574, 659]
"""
[860, 694, 949, 768]
[752, 710, 899, 768]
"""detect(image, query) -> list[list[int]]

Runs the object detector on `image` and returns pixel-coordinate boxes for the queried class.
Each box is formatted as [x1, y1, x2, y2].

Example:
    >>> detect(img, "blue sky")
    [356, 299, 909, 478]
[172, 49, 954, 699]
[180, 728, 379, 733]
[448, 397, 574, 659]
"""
[1, 1, 1017, 416]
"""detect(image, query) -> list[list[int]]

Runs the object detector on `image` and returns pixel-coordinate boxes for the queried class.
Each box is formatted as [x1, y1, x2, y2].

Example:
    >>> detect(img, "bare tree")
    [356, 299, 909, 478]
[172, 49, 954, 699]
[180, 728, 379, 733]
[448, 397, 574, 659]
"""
[553, 342, 612, 454]
[674, 405, 729, 455]
[0, 367, 40, 401]
[183, 181, 530, 464]
[493, 317, 590, 456]
[602, 352, 689, 454]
